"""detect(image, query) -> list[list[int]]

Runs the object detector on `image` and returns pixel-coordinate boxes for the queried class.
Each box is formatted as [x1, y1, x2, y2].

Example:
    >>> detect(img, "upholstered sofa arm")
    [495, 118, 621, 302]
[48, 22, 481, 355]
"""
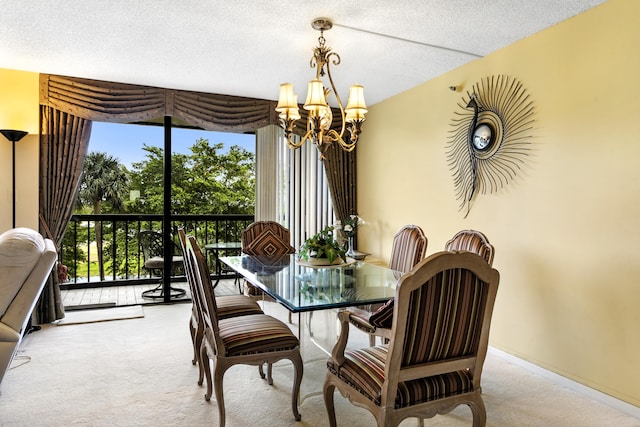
[2, 239, 57, 334]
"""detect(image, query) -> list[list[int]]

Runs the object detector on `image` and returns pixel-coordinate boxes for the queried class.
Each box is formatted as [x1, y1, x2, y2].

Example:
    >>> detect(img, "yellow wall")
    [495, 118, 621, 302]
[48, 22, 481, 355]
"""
[0, 69, 40, 232]
[358, 0, 640, 406]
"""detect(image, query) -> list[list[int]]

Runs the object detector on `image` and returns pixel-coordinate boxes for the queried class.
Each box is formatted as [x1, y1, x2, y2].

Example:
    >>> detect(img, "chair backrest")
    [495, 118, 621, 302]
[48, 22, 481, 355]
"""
[388, 225, 428, 273]
[241, 221, 295, 256]
[139, 230, 182, 260]
[177, 228, 201, 312]
[185, 234, 225, 355]
[445, 229, 495, 266]
[382, 251, 499, 405]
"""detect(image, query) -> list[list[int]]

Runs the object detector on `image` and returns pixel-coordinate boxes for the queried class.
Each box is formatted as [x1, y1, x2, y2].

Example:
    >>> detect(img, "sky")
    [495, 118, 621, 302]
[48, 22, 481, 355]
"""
[89, 122, 255, 168]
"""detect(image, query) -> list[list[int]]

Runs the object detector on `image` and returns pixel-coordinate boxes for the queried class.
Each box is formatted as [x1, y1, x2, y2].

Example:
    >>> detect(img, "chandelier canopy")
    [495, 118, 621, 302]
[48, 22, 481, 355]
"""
[276, 18, 367, 156]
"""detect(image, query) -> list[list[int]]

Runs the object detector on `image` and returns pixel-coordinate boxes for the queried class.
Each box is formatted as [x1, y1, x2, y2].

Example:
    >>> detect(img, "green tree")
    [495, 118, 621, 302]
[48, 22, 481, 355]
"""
[127, 138, 255, 214]
[77, 151, 130, 280]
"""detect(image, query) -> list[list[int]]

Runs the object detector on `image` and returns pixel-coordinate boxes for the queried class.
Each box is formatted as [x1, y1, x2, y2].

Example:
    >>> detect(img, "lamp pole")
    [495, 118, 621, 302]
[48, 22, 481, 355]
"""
[0, 130, 28, 228]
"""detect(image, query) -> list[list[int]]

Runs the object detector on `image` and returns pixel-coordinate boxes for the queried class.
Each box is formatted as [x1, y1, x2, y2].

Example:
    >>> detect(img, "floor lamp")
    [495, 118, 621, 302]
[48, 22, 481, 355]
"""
[0, 129, 28, 228]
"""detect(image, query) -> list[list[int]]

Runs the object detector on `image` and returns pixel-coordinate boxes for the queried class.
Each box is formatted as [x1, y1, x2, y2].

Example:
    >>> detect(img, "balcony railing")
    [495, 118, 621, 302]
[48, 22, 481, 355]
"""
[60, 213, 254, 289]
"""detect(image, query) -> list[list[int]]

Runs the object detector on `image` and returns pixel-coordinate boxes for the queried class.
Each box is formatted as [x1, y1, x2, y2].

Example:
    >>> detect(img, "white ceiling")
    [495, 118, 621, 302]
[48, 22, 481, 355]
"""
[1, 1, 605, 107]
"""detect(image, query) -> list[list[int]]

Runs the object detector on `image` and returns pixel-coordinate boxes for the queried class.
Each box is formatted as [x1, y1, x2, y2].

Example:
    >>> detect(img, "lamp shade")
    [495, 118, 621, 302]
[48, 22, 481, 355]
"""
[303, 79, 328, 111]
[345, 85, 367, 122]
[276, 83, 301, 120]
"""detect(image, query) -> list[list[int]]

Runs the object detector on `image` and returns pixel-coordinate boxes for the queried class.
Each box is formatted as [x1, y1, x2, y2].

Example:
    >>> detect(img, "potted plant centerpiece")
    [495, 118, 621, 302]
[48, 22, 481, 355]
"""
[298, 226, 347, 266]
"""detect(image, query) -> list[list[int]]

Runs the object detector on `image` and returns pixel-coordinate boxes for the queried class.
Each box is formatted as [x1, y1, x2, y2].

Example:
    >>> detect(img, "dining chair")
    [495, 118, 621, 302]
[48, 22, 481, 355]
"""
[324, 251, 500, 427]
[241, 220, 296, 298]
[186, 234, 303, 427]
[444, 229, 495, 267]
[177, 228, 264, 384]
[139, 230, 186, 299]
[347, 224, 428, 345]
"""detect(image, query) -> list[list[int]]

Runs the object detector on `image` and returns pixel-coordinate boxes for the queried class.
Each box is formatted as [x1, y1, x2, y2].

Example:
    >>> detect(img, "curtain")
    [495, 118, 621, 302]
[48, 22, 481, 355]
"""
[322, 143, 357, 235]
[275, 130, 335, 250]
[37, 105, 92, 323]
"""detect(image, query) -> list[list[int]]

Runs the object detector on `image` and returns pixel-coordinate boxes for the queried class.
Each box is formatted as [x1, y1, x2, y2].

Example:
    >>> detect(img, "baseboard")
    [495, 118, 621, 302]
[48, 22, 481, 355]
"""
[488, 346, 640, 420]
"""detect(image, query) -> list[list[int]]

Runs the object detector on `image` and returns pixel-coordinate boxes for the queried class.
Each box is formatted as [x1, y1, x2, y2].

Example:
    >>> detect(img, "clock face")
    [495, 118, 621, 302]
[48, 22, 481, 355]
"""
[472, 123, 494, 151]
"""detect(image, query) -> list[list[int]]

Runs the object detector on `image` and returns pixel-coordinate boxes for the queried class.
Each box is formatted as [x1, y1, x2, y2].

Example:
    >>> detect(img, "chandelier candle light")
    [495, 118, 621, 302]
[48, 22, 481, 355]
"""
[276, 18, 368, 156]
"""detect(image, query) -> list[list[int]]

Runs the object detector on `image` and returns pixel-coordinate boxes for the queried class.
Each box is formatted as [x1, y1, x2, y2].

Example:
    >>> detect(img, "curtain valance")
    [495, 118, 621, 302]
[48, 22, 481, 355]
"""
[39, 74, 282, 133]
[39, 74, 344, 135]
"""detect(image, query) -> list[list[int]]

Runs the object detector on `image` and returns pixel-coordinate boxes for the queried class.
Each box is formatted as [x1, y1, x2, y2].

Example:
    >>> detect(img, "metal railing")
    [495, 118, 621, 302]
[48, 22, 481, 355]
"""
[60, 213, 254, 289]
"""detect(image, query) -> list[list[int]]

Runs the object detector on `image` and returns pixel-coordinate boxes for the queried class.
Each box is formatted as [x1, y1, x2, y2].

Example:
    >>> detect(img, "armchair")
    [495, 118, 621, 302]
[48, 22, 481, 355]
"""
[0, 228, 57, 385]
[347, 225, 427, 345]
[324, 251, 500, 426]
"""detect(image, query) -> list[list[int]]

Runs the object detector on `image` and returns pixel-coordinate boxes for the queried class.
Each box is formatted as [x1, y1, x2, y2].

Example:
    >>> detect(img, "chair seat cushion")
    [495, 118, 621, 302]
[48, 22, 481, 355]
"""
[216, 295, 263, 319]
[219, 313, 299, 356]
[144, 256, 183, 269]
[327, 345, 474, 408]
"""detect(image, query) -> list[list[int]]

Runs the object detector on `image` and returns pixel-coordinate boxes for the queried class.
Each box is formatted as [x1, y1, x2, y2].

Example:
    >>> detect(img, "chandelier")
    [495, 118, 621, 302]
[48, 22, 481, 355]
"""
[275, 18, 368, 155]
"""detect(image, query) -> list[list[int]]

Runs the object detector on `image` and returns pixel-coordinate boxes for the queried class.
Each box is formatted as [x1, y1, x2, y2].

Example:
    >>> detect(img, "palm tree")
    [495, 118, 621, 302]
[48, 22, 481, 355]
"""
[78, 151, 129, 280]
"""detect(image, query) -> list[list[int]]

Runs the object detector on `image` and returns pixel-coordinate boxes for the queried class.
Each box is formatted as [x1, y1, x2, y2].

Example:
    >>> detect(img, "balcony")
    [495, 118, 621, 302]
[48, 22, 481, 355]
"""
[59, 213, 254, 309]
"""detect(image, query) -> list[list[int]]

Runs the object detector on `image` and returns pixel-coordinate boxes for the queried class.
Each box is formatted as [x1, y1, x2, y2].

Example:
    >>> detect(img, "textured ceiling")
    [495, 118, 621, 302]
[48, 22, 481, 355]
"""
[1, 1, 605, 106]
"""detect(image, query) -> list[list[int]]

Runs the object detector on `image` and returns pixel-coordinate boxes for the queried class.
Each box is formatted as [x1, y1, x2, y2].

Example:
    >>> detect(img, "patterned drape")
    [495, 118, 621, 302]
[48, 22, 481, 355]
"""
[37, 105, 92, 323]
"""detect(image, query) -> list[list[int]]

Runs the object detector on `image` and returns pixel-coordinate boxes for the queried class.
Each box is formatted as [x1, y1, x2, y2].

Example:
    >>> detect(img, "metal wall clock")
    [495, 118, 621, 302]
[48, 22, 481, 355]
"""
[446, 75, 535, 217]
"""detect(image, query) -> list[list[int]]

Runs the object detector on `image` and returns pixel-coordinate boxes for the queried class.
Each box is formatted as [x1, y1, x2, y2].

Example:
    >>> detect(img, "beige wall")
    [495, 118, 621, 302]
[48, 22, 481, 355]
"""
[358, 0, 640, 407]
[0, 69, 40, 232]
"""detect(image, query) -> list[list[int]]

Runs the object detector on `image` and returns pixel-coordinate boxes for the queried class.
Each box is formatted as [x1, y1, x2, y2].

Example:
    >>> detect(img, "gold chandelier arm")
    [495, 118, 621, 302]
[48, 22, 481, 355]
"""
[285, 133, 305, 149]
[326, 129, 356, 152]
[324, 59, 347, 140]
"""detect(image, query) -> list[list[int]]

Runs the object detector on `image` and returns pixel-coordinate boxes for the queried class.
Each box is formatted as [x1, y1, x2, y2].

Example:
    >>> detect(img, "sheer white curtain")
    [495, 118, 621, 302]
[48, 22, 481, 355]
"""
[256, 126, 335, 250]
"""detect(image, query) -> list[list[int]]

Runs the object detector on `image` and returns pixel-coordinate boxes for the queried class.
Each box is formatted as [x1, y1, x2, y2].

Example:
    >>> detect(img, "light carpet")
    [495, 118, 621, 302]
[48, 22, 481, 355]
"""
[56, 305, 145, 325]
[0, 301, 638, 426]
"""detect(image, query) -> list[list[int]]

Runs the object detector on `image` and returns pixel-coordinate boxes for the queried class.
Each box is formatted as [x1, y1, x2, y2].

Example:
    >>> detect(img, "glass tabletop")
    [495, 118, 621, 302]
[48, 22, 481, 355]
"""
[219, 254, 402, 313]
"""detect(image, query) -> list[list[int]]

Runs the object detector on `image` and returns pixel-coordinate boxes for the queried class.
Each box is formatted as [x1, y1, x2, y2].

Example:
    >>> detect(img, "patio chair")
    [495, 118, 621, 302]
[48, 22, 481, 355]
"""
[177, 228, 264, 384]
[186, 234, 303, 427]
[139, 230, 185, 299]
[324, 251, 500, 426]
[347, 224, 427, 345]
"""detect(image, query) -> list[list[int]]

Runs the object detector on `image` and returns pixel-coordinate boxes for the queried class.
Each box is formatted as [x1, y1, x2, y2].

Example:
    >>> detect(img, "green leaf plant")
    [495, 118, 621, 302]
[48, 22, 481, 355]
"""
[298, 226, 347, 264]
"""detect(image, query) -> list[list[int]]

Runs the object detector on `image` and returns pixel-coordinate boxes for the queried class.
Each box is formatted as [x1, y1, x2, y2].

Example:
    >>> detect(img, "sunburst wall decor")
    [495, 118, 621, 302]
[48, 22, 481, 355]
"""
[446, 75, 535, 217]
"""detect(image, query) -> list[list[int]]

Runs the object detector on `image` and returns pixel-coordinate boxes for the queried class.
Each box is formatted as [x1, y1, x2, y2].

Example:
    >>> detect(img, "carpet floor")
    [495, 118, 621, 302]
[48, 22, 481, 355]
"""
[0, 299, 638, 426]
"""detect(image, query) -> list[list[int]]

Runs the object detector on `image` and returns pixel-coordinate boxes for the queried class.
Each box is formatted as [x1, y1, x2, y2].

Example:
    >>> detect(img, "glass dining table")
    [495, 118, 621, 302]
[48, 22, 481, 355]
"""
[218, 254, 401, 314]
[219, 254, 402, 401]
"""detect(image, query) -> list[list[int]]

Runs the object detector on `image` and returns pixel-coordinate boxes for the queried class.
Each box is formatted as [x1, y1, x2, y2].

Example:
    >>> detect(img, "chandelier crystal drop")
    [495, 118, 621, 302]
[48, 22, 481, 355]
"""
[276, 18, 367, 156]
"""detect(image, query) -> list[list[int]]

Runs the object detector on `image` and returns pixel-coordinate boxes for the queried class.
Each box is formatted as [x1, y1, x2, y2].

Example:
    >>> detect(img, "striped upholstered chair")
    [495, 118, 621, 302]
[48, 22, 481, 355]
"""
[347, 224, 427, 345]
[177, 228, 263, 384]
[445, 229, 495, 267]
[185, 234, 303, 427]
[324, 251, 500, 427]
